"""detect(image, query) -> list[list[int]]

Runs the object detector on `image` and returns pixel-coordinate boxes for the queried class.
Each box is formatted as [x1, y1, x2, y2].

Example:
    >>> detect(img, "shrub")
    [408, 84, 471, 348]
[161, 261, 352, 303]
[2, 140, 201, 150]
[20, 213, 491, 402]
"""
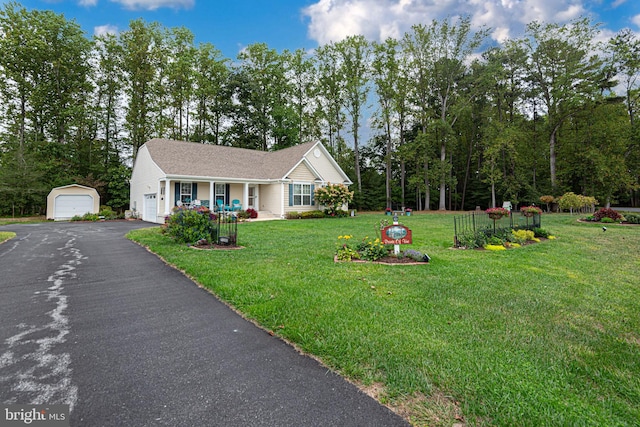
[324, 208, 349, 217]
[533, 227, 550, 238]
[82, 213, 100, 221]
[246, 208, 258, 219]
[165, 209, 216, 244]
[236, 210, 251, 220]
[622, 212, 640, 224]
[558, 192, 597, 214]
[593, 207, 622, 222]
[335, 235, 359, 261]
[487, 236, 504, 246]
[484, 244, 506, 251]
[600, 217, 615, 223]
[356, 237, 388, 261]
[456, 231, 487, 249]
[314, 183, 354, 216]
[300, 210, 325, 219]
[403, 249, 430, 262]
[512, 229, 535, 244]
[286, 211, 300, 219]
[99, 206, 118, 220]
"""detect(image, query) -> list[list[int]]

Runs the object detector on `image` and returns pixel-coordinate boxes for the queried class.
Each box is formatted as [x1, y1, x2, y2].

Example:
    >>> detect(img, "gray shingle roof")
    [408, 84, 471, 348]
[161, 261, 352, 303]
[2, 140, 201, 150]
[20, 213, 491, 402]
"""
[143, 138, 318, 180]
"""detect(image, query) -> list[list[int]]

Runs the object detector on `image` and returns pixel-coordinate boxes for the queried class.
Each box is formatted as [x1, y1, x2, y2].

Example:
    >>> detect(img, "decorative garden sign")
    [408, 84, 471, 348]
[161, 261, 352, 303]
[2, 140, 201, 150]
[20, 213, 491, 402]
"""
[381, 224, 412, 245]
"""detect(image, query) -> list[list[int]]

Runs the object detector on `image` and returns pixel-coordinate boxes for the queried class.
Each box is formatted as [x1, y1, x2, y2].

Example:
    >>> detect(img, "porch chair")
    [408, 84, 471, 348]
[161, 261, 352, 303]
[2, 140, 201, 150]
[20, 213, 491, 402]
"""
[231, 199, 242, 211]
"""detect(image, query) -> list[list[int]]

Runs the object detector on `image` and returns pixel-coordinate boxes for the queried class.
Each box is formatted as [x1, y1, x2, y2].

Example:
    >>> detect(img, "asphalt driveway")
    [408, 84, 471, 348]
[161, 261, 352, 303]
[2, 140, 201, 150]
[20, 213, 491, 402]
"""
[0, 221, 408, 426]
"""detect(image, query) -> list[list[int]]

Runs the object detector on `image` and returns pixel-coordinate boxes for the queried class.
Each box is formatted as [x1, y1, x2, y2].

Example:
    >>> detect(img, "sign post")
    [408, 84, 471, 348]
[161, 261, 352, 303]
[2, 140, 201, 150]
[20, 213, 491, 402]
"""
[382, 214, 412, 255]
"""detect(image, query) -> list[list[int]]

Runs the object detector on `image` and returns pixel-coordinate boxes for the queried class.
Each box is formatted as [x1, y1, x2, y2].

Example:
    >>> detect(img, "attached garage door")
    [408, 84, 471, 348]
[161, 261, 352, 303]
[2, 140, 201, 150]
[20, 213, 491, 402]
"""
[143, 194, 157, 222]
[54, 195, 94, 219]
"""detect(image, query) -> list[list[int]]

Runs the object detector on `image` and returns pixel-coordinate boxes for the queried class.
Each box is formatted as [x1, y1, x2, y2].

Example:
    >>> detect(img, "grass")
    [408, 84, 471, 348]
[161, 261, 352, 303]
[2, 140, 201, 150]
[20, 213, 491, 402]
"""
[0, 231, 16, 243]
[128, 213, 640, 426]
[0, 216, 46, 226]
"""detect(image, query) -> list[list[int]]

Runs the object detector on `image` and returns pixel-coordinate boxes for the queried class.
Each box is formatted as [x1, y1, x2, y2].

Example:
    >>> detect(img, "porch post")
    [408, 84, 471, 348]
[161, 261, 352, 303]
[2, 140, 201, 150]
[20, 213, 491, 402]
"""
[157, 180, 162, 222]
[164, 179, 172, 215]
[243, 183, 249, 211]
[209, 180, 214, 209]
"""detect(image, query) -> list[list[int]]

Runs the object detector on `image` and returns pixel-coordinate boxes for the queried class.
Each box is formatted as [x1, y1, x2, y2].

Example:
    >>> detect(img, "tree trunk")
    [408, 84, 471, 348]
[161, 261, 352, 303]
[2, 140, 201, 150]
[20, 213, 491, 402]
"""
[439, 141, 447, 210]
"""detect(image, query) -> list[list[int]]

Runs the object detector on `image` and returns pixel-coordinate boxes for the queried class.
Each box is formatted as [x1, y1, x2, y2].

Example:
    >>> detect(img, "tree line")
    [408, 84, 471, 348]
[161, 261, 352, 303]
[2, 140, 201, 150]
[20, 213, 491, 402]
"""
[0, 1, 638, 216]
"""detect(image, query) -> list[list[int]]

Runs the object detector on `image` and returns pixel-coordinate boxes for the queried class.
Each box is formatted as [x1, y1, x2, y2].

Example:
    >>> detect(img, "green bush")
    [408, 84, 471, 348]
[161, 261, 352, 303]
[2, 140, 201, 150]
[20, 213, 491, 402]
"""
[356, 237, 388, 261]
[533, 227, 550, 238]
[300, 210, 325, 219]
[600, 217, 615, 223]
[622, 212, 640, 224]
[99, 206, 118, 220]
[456, 231, 487, 249]
[487, 235, 504, 246]
[165, 209, 216, 244]
[512, 229, 535, 244]
[286, 211, 300, 219]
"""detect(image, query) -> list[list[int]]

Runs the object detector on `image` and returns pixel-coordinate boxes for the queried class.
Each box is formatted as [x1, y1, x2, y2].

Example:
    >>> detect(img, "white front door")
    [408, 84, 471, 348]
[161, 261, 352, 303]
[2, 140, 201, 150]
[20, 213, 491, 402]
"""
[248, 186, 258, 210]
[143, 193, 157, 222]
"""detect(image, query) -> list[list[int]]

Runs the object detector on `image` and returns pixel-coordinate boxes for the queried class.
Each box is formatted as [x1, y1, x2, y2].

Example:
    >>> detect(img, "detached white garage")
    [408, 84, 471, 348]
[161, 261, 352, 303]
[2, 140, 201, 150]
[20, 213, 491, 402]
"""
[47, 184, 100, 221]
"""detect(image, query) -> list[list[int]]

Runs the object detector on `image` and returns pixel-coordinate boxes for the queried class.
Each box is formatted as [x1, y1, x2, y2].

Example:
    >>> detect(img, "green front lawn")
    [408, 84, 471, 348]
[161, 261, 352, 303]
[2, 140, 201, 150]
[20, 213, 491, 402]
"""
[128, 213, 640, 426]
[0, 231, 16, 243]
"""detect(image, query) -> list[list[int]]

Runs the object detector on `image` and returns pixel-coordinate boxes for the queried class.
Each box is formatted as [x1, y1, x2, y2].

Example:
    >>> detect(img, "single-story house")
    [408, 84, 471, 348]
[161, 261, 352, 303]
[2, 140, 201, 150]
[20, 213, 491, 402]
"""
[47, 184, 100, 221]
[130, 138, 353, 223]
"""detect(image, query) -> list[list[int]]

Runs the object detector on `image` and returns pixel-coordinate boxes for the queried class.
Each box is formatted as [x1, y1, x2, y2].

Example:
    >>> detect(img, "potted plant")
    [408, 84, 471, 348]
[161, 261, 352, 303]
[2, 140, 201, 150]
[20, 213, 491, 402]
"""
[405, 208, 412, 216]
[520, 205, 542, 217]
[385, 207, 392, 216]
[520, 205, 542, 227]
[486, 207, 509, 220]
[486, 207, 510, 232]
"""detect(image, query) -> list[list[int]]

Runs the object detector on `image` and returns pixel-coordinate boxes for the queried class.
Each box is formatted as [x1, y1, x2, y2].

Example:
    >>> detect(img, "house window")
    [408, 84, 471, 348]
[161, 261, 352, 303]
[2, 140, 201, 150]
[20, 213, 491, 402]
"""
[180, 182, 192, 203]
[215, 183, 226, 203]
[293, 183, 312, 206]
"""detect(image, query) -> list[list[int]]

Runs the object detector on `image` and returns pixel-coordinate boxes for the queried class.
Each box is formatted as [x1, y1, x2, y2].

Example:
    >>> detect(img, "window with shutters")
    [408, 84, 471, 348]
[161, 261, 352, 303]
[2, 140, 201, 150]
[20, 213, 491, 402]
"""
[293, 183, 312, 206]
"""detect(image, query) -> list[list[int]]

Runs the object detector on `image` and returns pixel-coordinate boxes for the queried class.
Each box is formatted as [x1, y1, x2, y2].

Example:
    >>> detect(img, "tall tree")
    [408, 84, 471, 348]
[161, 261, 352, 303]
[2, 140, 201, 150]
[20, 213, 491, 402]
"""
[315, 42, 346, 156]
[166, 27, 196, 141]
[372, 37, 400, 209]
[285, 48, 319, 144]
[335, 35, 371, 192]
[523, 18, 605, 191]
[192, 42, 230, 144]
[120, 19, 162, 159]
[235, 43, 290, 150]
[93, 32, 124, 172]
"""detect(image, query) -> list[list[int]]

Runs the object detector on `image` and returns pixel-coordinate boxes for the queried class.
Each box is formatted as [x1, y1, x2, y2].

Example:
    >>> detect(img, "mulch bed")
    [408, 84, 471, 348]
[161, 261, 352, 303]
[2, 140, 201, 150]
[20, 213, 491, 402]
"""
[334, 255, 428, 265]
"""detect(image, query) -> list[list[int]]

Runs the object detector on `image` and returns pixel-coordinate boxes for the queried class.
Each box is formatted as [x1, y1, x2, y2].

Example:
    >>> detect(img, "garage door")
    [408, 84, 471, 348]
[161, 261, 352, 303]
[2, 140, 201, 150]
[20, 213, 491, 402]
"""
[54, 195, 94, 219]
[143, 194, 157, 222]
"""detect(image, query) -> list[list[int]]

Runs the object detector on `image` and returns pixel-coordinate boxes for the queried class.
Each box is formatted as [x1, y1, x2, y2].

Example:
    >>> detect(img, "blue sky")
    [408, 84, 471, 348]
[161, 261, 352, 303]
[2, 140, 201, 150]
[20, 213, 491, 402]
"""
[7, 0, 640, 59]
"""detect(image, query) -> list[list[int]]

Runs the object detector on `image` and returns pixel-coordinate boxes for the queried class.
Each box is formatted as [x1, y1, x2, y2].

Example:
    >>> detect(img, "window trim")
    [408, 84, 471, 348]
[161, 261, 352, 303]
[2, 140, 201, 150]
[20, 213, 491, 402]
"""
[180, 182, 192, 203]
[292, 182, 312, 206]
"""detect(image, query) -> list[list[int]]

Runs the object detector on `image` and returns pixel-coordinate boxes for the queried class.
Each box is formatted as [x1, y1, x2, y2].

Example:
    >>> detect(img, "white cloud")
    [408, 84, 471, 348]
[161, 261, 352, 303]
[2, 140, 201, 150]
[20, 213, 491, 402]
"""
[94, 24, 118, 36]
[78, 0, 98, 6]
[110, 0, 194, 11]
[633, 14, 640, 28]
[302, 0, 600, 46]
